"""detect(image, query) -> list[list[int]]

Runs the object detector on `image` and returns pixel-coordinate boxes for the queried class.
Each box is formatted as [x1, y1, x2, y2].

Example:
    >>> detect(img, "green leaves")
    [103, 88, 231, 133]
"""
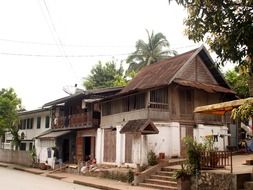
[173, 0, 253, 67]
[225, 69, 249, 98]
[126, 30, 176, 74]
[83, 60, 127, 90]
[0, 88, 21, 149]
[0, 88, 21, 130]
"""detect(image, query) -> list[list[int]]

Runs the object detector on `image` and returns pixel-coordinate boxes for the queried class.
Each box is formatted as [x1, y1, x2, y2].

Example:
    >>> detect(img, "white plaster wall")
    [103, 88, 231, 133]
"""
[19, 110, 51, 140]
[147, 122, 180, 158]
[35, 138, 56, 168]
[194, 124, 229, 150]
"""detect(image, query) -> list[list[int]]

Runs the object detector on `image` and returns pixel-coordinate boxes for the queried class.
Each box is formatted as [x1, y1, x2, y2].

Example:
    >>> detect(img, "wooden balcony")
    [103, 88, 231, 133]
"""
[200, 151, 233, 173]
[53, 113, 100, 129]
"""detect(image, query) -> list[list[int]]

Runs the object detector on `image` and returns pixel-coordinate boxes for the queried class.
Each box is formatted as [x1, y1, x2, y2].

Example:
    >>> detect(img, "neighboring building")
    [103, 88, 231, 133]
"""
[40, 87, 122, 164]
[17, 108, 51, 152]
[97, 46, 237, 167]
[2, 108, 51, 152]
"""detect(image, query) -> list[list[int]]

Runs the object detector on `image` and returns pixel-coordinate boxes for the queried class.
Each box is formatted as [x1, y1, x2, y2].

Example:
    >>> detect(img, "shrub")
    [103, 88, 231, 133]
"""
[184, 137, 206, 175]
[147, 150, 158, 166]
[127, 169, 134, 183]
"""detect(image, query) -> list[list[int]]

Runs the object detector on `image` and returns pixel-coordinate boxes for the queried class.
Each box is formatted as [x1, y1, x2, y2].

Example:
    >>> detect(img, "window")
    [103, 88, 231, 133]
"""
[179, 88, 193, 115]
[22, 119, 26, 129]
[37, 117, 41, 129]
[45, 116, 50, 128]
[20, 143, 26, 151]
[29, 143, 33, 151]
[150, 87, 168, 109]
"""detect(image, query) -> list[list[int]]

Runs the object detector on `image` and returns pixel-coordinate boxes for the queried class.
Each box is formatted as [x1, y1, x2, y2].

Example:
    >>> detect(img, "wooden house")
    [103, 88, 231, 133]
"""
[97, 46, 236, 167]
[39, 87, 122, 163]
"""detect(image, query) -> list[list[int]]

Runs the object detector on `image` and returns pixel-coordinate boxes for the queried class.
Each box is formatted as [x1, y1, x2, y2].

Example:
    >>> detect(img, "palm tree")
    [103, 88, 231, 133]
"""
[126, 30, 176, 73]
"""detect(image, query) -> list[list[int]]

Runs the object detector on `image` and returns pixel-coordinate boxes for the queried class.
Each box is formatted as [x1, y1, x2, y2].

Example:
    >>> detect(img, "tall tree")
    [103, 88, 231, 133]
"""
[83, 60, 127, 90]
[170, 0, 253, 96]
[225, 69, 249, 98]
[126, 30, 176, 73]
[0, 88, 21, 149]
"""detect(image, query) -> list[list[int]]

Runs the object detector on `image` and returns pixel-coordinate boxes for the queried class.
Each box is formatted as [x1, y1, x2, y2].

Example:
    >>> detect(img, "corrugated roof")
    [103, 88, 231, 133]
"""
[38, 130, 70, 139]
[173, 79, 235, 94]
[194, 98, 253, 115]
[120, 46, 232, 95]
[120, 49, 197, 94]
[120, 119, 159, 135]
[43, 86, 123, 107]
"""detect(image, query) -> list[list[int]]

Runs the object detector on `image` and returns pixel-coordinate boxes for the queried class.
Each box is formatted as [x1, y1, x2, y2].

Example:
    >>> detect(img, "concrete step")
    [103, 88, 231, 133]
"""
[139, 182, 177, 190]
[156, 171, 174, 176]
[161, 166, 178, 172]
[150, 174, 176, 181]
[145, 178, 177, 187]
[244, 181, 253, 190]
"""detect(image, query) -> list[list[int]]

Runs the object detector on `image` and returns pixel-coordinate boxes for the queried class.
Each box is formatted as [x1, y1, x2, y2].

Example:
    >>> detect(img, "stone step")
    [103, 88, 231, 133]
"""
[139, 182, 178, 190]
[156, 171, 174, 176]
[150, 174, 176, 181]
[244, 181, 253, 190]
[161, 166, 178, 172]
[145, 178, 177, 187]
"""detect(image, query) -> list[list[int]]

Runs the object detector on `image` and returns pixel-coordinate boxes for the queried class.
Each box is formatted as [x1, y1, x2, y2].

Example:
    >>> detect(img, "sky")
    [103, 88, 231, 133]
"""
[0, 0, 210, 110]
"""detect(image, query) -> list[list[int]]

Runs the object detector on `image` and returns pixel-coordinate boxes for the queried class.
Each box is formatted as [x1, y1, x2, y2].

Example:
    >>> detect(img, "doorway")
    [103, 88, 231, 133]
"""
[83, 136, 96, 161]
[62, 139, 69, 162]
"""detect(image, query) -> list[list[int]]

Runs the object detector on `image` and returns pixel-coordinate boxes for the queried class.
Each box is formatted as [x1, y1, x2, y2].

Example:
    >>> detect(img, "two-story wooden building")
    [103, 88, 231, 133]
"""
[39, 87, 122, 164]
[97, 46, 236, 167]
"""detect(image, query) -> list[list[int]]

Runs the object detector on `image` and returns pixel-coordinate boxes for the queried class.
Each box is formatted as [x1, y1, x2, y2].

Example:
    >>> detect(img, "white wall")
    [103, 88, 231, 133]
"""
[194, 124, 229, 150]
[98, 122, 181, 167]
[18, 110, 51, 141]
[147, 122, 180, 158]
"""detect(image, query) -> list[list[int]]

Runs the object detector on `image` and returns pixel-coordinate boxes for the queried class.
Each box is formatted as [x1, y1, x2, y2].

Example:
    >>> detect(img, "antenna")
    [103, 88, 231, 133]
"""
[62, 85, 76, 95]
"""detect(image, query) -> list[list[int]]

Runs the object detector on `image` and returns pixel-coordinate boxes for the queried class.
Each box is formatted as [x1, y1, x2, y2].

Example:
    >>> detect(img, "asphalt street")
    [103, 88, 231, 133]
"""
[0, 167, 99, 190]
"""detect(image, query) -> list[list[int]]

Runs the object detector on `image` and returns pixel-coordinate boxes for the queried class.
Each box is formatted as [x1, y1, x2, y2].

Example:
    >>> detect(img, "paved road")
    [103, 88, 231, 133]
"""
[0, 167, 98, 190]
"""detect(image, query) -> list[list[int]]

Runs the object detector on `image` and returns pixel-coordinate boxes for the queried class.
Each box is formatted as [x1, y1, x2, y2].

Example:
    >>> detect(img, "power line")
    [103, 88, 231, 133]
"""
[39, 0, 77, 80]
[0, 51, 130, 57]
[0, 38, 133, 48]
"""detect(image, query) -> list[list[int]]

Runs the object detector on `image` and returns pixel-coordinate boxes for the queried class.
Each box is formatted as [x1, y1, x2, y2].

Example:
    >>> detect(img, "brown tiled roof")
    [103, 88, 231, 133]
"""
[120, 48, 197, 94]
[120, 119, 159, 135]
[173, 79, 235, 94]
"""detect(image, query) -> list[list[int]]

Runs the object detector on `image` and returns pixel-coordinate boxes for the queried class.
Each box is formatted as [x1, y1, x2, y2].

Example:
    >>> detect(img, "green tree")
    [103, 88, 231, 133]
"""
[126, 30, 176, 73]
[170, 0, 253, 96]
[225, 69, 249, 98]
[0, 88, 21, 149]
[83, 60, 127, 90]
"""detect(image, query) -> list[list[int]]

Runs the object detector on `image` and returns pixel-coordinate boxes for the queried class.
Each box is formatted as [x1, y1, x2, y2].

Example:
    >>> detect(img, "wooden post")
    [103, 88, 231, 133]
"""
[230, 151, 233, 173]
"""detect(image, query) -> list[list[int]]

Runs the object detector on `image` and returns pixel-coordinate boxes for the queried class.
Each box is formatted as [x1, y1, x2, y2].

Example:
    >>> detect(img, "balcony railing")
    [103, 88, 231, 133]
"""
[53, 113, 100, 129]
[200, 151, 233, 173]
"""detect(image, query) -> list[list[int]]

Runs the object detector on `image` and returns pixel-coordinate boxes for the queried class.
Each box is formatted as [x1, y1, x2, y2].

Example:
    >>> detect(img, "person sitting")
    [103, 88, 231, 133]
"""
[80, 157, 97, 174]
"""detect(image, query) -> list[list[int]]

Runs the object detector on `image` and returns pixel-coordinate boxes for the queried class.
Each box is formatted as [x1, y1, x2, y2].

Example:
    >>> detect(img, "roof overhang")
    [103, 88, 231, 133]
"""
[120, 119, 159, 135]
[173, 79, 235, 94]
[194, 98, 253, 115]
[38, 130, 70, 139]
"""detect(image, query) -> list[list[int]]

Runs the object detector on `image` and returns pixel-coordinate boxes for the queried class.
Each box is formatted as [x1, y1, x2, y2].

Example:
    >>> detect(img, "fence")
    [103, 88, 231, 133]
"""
[0, 149, 33, 166]
[200, 151, 233, 173]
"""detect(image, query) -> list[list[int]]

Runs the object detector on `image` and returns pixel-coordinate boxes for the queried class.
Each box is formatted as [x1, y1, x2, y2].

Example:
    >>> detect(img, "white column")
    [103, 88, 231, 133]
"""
[96, 128, 102, 164]
[116, 125, 123, 166]
[141, 135, 148, 165]
[170, 122, 180, 157]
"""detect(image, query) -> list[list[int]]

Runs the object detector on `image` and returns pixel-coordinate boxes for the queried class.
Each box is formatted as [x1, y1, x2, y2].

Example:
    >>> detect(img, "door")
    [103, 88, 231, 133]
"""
[83, 137, 91, 161]
[125, 133, 133, 163]
[62, 139, 69, 162]
[83, 136, 96, 161]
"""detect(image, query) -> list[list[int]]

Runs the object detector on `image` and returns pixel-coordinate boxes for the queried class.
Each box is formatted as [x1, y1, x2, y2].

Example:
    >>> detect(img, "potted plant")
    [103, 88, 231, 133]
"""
[175, 164, 192, 190]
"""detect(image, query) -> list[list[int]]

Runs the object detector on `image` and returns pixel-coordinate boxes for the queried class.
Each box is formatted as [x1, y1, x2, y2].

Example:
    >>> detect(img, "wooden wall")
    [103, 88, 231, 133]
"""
[103, 128, 116, 162]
